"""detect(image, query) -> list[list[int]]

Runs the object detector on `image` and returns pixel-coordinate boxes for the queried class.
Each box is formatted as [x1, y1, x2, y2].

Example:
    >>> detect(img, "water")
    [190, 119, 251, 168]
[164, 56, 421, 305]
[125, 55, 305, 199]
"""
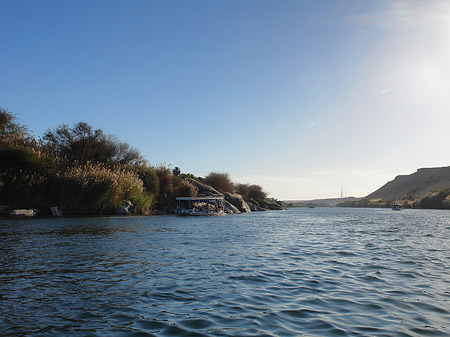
[1, 208, 450, 336]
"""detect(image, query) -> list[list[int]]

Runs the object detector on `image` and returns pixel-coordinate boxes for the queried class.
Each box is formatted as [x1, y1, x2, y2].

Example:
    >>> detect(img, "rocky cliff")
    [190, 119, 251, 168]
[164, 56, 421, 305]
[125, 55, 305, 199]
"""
[366, 166, 450, 201]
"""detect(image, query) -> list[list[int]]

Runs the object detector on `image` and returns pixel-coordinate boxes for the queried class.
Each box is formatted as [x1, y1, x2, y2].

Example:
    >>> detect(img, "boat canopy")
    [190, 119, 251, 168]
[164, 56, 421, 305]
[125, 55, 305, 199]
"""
[176, 195, 225, 216]
[176, 196, 224, 201]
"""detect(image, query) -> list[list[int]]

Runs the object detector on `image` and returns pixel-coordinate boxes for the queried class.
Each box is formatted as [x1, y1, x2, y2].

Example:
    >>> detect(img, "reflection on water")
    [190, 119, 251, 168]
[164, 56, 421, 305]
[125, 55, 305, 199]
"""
[1, 209, 450, 336]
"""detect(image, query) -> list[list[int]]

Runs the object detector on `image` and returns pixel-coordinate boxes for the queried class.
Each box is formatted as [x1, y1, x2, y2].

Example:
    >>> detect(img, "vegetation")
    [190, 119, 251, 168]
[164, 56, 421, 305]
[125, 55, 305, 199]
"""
[0, 109, 155, 214]
[412, 190, 450, 209]
[44, 122, 144, 165]
[204, 172, 234, 193]
[0, 107, 274, 216]
[338, 189, 450, 210]
[235, 183, 268, 200]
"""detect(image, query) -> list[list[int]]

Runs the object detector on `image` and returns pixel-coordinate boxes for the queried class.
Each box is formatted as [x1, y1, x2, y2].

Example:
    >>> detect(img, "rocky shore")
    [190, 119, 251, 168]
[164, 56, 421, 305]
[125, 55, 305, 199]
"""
[1, 179, 285, 217]
[186, 179, 285, 214]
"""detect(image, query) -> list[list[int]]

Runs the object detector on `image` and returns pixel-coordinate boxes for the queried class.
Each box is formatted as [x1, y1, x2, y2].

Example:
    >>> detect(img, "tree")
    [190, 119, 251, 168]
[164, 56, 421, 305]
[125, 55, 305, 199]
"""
[133, 164, 160, 196]
[204, 172, 234, 193]
[43, 122, 144, 165]
[0, 108, 27, 139]
[235, 183, 267, 200]
[0, 108, 30, 147]
[173, 177, 198, 197]
[172, 166, 181, 177]
[235, 183, 251, 198]
[248, 184, 267, 200]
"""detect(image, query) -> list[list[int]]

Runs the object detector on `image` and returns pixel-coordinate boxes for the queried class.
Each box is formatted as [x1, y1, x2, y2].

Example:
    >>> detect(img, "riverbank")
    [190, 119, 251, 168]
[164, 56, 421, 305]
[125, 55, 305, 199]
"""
[1, 109, 284, 216]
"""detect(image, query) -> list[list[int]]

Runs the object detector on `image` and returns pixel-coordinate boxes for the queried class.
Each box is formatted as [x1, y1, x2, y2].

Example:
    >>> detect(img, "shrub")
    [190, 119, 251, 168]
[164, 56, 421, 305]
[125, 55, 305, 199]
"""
[0, 145, 57, 207]
[235, 183, 267, 200]
[248, 184, 267, 200]
[43, 122, 145, 165]
[235, 183, 251, 198]
[52, 162, 151, 214]
[155, 165, 174, 210]
[204, 172, 234, 193]
[133, 164, 160, 196]
[173, 177, 198, 197]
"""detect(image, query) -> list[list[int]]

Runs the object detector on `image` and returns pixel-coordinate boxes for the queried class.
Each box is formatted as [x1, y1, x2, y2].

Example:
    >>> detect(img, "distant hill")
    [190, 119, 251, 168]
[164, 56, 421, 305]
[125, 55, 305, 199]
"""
[285, 197, 361, 207]
[366, 166, 450, 201]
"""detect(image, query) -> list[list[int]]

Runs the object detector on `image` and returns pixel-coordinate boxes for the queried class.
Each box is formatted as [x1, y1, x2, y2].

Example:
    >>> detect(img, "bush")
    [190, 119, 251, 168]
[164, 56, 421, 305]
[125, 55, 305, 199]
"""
[248, 184, 267, 200]
[51, 163, 151, 214]
[155, 165, 174, 210]
[235, 183, 267, 200]
[0, 145, 57, 207]
[235, 183, 251, 198]
[173, 177, 198, 197]
[44, 122, 145, 165]
[133, 164, 160, 196]
[204, 172, 234, 193]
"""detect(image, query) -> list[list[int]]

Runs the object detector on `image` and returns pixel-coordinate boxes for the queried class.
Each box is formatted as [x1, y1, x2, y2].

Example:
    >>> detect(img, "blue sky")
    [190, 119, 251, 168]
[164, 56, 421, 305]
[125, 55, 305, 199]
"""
[2, 0, 450, 199]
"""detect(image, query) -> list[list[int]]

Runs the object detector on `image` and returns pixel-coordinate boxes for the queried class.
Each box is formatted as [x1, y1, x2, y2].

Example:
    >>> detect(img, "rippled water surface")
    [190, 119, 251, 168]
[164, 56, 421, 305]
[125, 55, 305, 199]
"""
[2, 208, 450, 336]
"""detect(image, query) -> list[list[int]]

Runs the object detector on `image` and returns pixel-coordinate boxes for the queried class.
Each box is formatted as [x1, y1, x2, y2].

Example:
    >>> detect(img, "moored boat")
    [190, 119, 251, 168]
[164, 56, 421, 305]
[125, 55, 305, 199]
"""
[176, 196, 225, 216]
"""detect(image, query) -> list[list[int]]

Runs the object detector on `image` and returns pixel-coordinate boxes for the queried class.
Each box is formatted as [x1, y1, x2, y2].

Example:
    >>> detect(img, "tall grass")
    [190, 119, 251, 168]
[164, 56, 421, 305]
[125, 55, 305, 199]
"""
[53, 162, 153, 214]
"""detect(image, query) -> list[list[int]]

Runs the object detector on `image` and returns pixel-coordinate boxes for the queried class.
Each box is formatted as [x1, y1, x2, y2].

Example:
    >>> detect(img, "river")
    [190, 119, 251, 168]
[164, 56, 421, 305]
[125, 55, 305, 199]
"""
[1, 208, 450, 336]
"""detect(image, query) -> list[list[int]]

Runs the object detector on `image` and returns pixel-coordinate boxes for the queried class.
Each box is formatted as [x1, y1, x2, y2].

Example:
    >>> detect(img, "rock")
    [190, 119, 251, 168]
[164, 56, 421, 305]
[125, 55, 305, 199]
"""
[245, 198, 269, 211]
[243, 198, 286, 211]
[223, 192, 251, 213]
[115, 206, 130, 215]
[186, 178, 221, 197]
[10, 209, 35, 216]
[51, 206, 63, 216]
[115, 200, 133, 215]
[266, 202, 286, 210]
[246, 200, 268, 211]
[224, 200, 241, 214]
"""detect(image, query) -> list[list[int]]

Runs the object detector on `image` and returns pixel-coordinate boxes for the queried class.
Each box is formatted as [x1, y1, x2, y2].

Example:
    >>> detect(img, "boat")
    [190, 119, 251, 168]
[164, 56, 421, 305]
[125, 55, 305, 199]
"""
[175, 195, 226, 216]
[391, 202, 403, 211]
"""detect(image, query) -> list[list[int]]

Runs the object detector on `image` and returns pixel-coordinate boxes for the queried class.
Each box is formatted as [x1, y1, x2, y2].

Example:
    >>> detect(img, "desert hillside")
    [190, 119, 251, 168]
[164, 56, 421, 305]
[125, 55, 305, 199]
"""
[366, 167, 450, 201]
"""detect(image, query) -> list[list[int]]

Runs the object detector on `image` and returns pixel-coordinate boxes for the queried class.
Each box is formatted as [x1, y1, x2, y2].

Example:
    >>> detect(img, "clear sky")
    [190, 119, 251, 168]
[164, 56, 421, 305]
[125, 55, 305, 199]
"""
[1, 0, 450, 200]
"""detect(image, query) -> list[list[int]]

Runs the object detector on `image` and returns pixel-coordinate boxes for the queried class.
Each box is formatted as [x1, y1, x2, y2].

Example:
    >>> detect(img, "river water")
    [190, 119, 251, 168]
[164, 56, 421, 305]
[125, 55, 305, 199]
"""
[1, 208, 450, 336]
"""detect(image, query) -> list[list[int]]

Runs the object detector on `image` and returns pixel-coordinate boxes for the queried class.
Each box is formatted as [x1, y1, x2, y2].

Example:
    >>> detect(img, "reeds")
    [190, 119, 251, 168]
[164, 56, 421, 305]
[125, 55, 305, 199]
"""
[54, 162, 152, 214]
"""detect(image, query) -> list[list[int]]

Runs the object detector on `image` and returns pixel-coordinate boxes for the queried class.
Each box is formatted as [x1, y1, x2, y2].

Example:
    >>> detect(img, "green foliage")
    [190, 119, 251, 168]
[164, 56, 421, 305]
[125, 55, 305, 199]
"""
[172, 166, 181, 177]
[0, 109, 275, 215]
[155, 165, 174, 210]
[44, 122, 145, 165]
[0, 145, 57, 206]
[204, 171, 234, 193]
[0, 108, 28, 140]
[52, 163, 148, 214]
[133, 164, 160, 196]
[338, 198, 392, 208]
[179, 172, 203, 182]
[235, 183, 267, 200]
[235, 183, 251, 198]
[248, 184, 267, 200]
[173, 177, 198, 197]
[0, 146, 56, 174]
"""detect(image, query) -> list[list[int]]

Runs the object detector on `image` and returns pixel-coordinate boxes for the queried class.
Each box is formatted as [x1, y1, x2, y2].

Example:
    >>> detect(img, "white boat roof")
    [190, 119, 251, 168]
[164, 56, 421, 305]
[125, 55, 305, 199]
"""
[176, 196, 224, 201]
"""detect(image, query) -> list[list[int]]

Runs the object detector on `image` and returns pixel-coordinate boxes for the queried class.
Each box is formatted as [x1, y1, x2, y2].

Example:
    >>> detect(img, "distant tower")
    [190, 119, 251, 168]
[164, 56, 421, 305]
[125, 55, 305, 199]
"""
[341, 186, 344, 198]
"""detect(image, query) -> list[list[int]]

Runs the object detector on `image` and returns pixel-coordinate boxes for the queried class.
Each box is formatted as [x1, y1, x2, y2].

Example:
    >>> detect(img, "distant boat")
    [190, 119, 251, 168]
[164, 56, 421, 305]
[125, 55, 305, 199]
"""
[391, 202, 403, 211]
